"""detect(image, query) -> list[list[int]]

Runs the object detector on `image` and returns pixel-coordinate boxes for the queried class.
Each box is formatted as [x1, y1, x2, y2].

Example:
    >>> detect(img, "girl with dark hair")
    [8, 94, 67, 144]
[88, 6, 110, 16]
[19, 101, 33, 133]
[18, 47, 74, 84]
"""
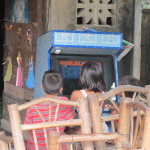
[70, 61, 109, 133]
[71, 61, 106, 101]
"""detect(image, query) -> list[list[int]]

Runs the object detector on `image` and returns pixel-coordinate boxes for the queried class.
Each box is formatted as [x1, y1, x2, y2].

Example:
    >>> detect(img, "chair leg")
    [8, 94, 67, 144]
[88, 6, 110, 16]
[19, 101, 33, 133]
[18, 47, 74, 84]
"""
[48, 131, 60, 150]
[141, 112, 150, 150]
[88, 95, 106, 150]
[0, 131, 9, 150]
[116, 99, 131, 150]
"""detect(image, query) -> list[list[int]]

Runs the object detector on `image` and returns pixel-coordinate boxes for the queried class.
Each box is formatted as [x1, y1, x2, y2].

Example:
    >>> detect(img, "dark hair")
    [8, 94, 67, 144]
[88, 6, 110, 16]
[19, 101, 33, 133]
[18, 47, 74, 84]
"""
[42, 70, 63, 95]
[79, 61, 106, 92]
[119, 75, 141, 97]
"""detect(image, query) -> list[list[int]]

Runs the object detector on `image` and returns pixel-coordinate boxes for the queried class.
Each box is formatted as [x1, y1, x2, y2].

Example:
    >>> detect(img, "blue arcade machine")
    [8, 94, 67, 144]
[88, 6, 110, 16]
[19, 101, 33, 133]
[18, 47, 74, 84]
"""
[34, 30, 123, 102]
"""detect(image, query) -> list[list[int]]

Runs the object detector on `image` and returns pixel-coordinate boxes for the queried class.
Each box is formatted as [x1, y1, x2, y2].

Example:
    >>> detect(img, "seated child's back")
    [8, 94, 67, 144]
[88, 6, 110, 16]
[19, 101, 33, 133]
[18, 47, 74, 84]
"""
[24, 70, 76, 150]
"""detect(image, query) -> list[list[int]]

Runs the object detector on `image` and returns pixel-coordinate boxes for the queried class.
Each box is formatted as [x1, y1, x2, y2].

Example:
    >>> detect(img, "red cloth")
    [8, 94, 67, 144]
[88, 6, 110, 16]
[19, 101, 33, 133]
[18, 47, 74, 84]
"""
[24, 96, 76, 150]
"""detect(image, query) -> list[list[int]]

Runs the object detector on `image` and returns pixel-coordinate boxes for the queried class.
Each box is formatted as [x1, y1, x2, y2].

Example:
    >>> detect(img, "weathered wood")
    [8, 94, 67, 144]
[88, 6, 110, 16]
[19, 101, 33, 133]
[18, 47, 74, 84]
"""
[32, 130, 38, 150]
[88, 94, 106, 150]
[18, 97, 79, 111]
[98, 85, 147, 102]
[58, 133, 118, 143]
[36, 0, 45, 35]
[145, 85, 150, 107]
[133, 0, 142, 79]
[126, 101, 148, 112]
[116, 99, 131, 150]
[141, 111, 150, 149]
[48, 132, 60, 150]
[101, 107, 145, 122]
[7, 104, 25, 150]
[21, 119, 82, 131]
[78, 98, 94, 150]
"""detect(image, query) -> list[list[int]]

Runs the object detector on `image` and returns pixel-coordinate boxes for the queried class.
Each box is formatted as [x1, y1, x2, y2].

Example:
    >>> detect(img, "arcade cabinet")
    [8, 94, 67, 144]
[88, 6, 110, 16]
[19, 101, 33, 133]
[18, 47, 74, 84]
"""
[34, 30, 123, 99]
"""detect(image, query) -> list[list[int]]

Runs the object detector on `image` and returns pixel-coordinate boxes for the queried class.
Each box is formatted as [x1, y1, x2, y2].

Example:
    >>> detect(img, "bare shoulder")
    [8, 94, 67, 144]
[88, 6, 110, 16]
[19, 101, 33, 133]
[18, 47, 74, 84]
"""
[70, 90, 83, 101]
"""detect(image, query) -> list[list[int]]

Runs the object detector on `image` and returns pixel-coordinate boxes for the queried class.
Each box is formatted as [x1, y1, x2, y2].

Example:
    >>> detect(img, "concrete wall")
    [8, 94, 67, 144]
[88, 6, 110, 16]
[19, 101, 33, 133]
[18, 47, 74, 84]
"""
[141, 10, 150, 86]
[47, 0, 76, 30]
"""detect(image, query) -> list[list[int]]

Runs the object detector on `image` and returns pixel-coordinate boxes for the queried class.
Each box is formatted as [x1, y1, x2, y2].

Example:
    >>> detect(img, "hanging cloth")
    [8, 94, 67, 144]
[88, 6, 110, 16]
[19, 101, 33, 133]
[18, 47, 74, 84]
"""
[26, 58, 35, 89]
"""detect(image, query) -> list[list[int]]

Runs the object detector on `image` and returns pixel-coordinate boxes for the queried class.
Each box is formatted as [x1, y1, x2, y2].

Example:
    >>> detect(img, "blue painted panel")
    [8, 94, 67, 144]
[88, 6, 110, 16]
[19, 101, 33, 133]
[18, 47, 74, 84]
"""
[52, 30, 123, 49]
[34, 32, 52, 98]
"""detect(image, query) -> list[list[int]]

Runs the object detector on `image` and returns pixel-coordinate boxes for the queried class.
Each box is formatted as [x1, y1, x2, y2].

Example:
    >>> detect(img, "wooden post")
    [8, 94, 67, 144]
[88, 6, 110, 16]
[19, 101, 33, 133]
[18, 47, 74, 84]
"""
[116, 99, 131, 150]
[78, 98, 94, 150]
[145, 85, 150, 107]
[8, 104, 26, 150]
[48, 131, 60, 150]
[37, 0, 45, 35]
[141, 111, 150, 149]
[0, 131, 8, 150]
[87, 95, 106, 150]
[133, 0, 142, 79]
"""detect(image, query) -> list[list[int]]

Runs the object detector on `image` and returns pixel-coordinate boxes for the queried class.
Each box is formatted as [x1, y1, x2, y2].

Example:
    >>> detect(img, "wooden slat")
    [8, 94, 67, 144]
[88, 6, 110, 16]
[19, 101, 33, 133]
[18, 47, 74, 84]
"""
[58, 133, 118, 143]
[134, 116, 145, 148]
[109, 98, 119, 112]
[132, 92, 137, 101]
[88, 94, 106, 150]
[48, 102, 52, 122]
[133, 109, 140, 148]
[98, 85, 147, 102]
[78, 98, 94, 150]
[33, 130, 38, 150]
[54, 103, 60, 132]
[18, 97, 79, 111]
[111, 121, 115, 133]
[34, 106, 45, 122]
[21, 119, 82, 131]
[7, 104, 26, 150]
[130, 108, 134, 145]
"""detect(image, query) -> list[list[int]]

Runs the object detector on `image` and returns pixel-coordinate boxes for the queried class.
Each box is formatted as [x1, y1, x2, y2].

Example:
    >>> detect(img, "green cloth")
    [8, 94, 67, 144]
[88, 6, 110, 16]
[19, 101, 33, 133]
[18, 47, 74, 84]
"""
[4, 56, 12, 81]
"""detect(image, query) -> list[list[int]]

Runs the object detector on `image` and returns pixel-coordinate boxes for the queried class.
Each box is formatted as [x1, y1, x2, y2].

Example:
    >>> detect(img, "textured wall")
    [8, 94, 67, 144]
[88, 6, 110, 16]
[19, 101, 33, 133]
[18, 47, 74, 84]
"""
[141, 10, 150, 86]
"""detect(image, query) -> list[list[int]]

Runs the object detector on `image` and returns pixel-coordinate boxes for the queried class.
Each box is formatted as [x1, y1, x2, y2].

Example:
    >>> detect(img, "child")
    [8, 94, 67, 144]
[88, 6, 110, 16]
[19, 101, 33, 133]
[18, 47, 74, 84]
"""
[70, 61, 109, 133]
[24, 70, 76, 150]
[111, 75, 141, 130]
[118, 75, 141, 97]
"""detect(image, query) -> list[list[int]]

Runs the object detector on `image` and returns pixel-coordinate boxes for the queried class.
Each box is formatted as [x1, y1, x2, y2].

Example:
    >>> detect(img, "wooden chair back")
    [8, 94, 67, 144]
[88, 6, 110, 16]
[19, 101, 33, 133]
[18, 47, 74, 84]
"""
[7, 96, 94, 150]
[97, 85, 150, 133]
[57, 94, 150, 150]
[7, 85, 150, 150]
[117, 98, 150, 149]
[92, 85, 150, 149]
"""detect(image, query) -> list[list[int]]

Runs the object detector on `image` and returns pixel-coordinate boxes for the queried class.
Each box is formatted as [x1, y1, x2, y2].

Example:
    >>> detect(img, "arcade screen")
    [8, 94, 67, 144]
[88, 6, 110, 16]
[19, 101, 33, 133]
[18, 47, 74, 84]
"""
[59, 60, 103, 97]
[59, 60, 87, 97]
[59, 60, 87, 79]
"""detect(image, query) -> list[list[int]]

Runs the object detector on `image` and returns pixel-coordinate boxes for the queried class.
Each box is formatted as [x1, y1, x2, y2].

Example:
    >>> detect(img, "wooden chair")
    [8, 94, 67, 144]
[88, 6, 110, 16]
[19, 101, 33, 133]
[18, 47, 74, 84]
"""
[7, 85, 150, 150]
[57, 93, 150, 150]
[7, 96, 94, 150]
[0, 131, 13, 150]
[43, 85, 150, 150]
[87, 85, 150, 149]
